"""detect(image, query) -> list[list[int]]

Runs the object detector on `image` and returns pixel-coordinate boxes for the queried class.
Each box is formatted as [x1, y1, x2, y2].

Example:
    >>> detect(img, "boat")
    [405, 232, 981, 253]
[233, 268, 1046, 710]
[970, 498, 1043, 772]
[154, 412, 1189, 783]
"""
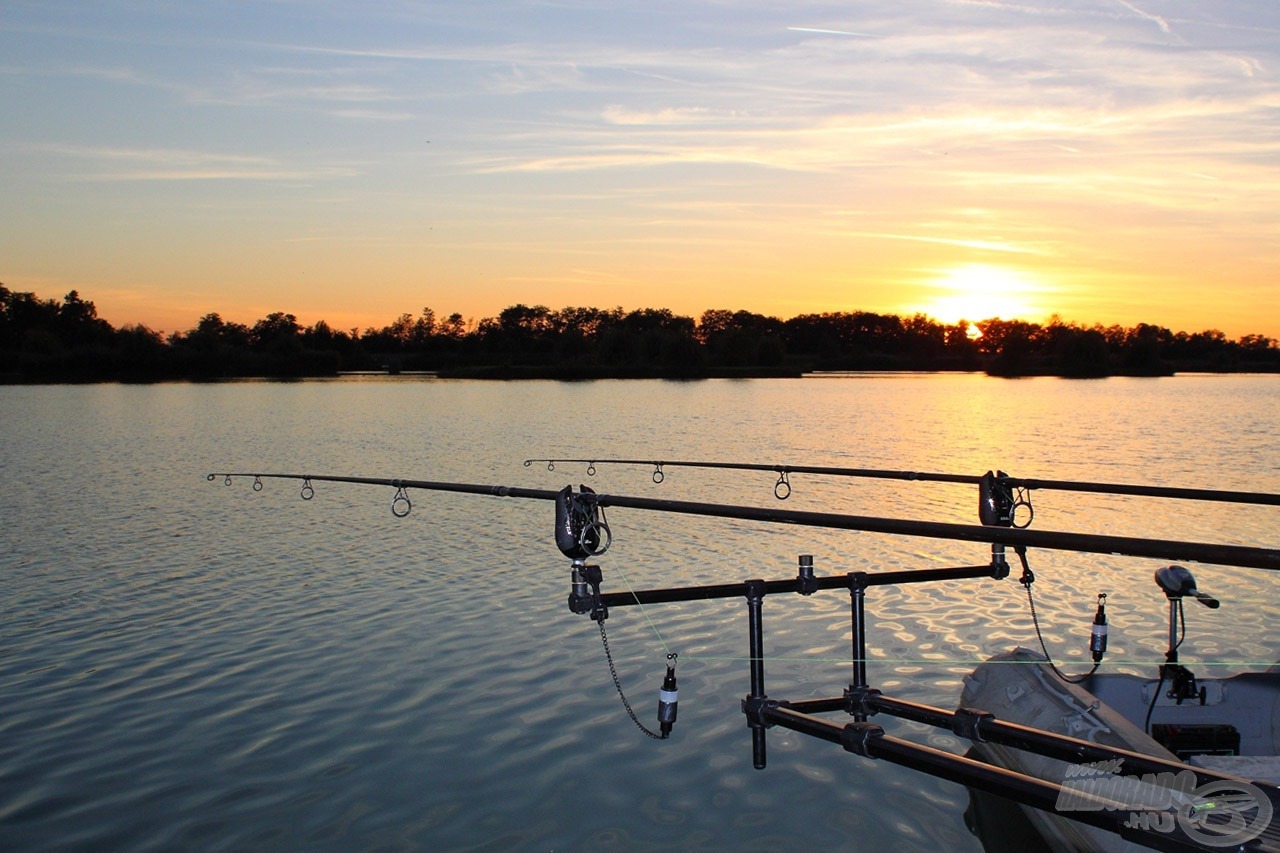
[961, 568, 1280, 850]
[209, 462, 1280, 851]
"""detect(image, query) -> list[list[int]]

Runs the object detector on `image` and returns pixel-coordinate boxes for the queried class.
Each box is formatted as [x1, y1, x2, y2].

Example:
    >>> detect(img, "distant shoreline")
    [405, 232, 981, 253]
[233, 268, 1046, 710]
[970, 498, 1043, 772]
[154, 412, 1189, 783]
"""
[4, 287, 1277, 382]
[5, 366, 1279, 385]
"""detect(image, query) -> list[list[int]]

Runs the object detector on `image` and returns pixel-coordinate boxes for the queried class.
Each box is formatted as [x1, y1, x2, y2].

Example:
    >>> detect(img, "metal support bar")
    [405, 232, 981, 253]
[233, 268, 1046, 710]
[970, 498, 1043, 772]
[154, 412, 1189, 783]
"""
[760, 704, 1267, 853]
[850, 572, 868, 721]
[778, 690, 1276, 792]
[597, 564, 1003, 610]
[745, 579, 768, 770]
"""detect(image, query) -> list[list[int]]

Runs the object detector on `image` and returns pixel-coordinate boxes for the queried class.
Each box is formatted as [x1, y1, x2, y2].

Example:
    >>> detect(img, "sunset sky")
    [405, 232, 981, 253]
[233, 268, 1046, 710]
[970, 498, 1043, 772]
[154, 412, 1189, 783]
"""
[2, 1, 1277, 337]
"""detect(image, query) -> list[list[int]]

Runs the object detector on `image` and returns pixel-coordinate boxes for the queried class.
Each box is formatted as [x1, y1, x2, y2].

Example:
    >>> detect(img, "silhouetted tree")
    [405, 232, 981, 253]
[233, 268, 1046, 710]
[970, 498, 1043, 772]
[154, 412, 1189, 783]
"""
[114, 324, 167, 377]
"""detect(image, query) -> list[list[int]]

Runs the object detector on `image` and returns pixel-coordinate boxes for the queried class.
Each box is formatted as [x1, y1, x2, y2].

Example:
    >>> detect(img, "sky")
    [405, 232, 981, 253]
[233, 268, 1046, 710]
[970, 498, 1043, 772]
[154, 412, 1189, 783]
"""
[2, 1, 1277, 338]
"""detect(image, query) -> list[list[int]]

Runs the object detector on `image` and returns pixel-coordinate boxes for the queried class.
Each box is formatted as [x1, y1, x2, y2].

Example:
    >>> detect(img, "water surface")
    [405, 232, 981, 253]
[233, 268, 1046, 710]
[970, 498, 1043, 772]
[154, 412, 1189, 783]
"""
[2, 375, 1278, 850]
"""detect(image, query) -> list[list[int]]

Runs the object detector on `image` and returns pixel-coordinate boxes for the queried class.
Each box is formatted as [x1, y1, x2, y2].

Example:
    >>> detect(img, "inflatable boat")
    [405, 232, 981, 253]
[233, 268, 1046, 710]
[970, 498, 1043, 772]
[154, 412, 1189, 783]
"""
[963, 567, 1280, 851]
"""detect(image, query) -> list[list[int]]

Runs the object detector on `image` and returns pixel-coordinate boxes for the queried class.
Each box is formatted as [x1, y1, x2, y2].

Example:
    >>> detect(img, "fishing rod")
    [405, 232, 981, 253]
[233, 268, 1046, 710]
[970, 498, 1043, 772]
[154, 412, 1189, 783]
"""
[207, 472, 1280, 571]
[522, 457, 1280, 512]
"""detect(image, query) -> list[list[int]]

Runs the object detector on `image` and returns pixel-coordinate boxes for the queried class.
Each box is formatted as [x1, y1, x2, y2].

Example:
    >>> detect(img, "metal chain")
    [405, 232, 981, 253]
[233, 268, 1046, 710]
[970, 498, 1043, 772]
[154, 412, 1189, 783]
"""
[598, 621, 666, 740]
[1019, 547, 1098, 684]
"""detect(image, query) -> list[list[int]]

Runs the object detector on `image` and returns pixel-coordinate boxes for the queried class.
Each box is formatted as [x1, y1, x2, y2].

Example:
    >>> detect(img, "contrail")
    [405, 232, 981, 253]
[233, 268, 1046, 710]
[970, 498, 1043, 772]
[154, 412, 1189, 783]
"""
[1116, 0, 1172, 35]
[787, 26, 877, 38]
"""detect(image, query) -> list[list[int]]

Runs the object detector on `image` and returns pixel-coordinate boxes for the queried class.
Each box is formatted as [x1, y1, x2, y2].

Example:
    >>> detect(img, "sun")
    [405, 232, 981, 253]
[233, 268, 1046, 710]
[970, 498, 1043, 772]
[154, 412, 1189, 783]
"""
[919, 264, 1045, 328]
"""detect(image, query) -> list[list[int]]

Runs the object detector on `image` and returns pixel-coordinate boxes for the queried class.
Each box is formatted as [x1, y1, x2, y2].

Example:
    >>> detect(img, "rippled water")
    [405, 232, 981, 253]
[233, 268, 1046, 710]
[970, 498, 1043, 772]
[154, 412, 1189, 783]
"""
[2, 375, 1278, 850]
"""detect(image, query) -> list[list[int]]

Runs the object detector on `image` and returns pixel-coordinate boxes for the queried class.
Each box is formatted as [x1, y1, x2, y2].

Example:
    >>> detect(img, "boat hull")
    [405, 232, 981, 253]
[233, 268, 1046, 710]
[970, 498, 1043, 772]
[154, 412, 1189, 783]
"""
[962, 648, 1181, 851]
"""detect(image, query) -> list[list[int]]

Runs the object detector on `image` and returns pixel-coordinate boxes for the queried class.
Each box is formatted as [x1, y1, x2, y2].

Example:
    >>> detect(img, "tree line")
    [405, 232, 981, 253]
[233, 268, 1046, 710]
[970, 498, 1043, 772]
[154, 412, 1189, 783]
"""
[1, 283, 1276, 381]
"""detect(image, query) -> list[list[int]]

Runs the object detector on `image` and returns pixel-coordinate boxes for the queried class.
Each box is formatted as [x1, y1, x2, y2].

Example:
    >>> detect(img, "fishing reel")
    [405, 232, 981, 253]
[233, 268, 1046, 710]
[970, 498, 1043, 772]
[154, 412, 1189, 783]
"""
[556, 485, 611, 621]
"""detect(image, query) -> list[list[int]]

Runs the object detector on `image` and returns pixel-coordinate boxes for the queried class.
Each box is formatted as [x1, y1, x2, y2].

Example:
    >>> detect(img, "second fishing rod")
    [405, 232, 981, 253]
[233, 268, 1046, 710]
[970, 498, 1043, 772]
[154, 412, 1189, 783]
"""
[523, 456, 1280, 518]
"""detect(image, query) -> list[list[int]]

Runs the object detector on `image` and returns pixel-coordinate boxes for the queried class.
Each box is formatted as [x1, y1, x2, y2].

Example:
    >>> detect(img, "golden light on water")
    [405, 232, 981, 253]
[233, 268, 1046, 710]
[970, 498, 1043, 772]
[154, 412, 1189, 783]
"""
[919, 264, 1048, 327]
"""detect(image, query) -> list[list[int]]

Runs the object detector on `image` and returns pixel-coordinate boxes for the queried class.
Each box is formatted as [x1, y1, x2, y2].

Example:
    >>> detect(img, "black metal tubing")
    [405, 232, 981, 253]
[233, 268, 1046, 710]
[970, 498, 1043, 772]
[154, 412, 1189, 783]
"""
[854, 564, 1008, 587]
[583, 551, 1280, 846]
[783, 696, 849, 715]
[850, 573, 867, 714]
[523, 458, 1280, 507]
[761, 705, 1275, 853]
[596, 564, 1000, 609]
[785, 692, 1255, 791]
[745, 580, 768, 770]
[209, 472, 1280, 570]
[598, 563, 1008, 771]
[764, 705, 1106, 814]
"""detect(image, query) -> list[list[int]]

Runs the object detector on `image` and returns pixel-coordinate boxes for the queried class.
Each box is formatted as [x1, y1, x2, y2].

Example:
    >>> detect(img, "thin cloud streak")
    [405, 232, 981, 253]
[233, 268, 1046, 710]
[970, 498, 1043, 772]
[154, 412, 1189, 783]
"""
[1115, 0, 1174, 36]
[786, 26, 877, 38]
[843, 232, 1048, 256]
[19, 143, 363, 182]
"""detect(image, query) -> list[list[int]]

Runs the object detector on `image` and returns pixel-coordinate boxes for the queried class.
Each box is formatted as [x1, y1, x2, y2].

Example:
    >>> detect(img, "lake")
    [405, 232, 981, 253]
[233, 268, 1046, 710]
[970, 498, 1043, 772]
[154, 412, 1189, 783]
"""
[2, 374, 1278, 850]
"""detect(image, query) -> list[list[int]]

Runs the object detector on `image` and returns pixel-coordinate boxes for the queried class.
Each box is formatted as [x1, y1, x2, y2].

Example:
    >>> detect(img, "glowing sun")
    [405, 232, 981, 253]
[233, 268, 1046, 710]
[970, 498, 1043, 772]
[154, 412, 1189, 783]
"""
[920, 264, 1045, 327]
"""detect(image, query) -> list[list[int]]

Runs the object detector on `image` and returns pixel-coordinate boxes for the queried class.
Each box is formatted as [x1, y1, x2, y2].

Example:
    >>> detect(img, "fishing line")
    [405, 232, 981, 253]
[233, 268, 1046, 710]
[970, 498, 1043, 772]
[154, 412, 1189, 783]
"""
[1143, 670, 1166, 735]
[584, 535, 681, 740]
[604, 556, 674, 659]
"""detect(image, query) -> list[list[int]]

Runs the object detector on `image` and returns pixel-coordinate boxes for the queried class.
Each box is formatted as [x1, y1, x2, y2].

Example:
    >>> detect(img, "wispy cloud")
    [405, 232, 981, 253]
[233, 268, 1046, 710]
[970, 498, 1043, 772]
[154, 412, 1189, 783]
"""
[843, 232, 1048, 255]
[29, 144, 360, 182]
[1115, 0, 1174, 36]
[601, 105, 729, 126]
